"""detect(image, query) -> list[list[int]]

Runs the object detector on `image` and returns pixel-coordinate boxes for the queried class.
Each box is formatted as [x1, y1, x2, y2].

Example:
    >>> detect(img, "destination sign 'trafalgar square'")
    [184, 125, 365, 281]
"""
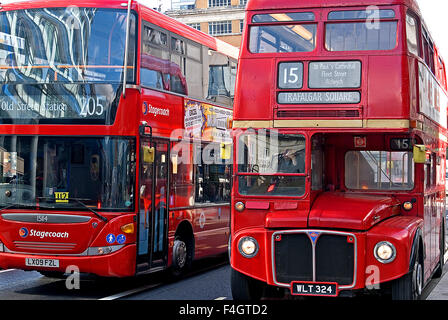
[277, 91, 361, 104]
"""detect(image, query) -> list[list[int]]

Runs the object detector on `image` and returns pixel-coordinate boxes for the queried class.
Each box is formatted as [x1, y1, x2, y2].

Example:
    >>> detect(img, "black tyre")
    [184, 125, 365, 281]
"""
[392, 242, 423, 300]
[433, 223, 445, 278]
[231, 268, 265, 300]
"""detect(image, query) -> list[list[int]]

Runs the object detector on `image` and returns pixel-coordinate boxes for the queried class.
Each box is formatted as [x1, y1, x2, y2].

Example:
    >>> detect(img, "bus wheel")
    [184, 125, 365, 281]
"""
[231, 268, 264, 300]
[392, 244, 423, 300]
[171, 235, 193, 277]
[433, 223, 445, 278]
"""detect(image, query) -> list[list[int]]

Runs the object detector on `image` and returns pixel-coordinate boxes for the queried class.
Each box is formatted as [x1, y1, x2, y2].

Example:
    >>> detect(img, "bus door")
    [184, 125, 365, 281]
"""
[137, 138, 169, 269]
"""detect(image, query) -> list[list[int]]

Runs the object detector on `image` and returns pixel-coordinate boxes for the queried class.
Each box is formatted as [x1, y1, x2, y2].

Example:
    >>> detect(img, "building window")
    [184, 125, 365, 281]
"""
[209, 21, 232, 36]
[240, 0, 248, 5]
[171, 0, 195, 10]
[188, 23, 201, 31]
[208, 0, 231, 8]
[240, 19, 244, 33]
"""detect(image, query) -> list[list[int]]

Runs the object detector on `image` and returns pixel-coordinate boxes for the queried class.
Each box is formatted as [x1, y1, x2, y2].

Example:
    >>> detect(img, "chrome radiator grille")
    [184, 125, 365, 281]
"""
[272, 230, 357, 288]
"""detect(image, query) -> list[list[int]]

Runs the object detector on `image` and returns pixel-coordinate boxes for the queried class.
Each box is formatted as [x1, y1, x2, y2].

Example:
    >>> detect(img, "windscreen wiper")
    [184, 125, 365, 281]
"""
[0, 203, 37, 212]
[37, 197, 108, 222]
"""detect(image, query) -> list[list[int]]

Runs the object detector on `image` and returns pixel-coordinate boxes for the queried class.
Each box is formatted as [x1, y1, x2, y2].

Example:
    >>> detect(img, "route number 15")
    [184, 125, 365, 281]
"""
[278, 62, 303, 89]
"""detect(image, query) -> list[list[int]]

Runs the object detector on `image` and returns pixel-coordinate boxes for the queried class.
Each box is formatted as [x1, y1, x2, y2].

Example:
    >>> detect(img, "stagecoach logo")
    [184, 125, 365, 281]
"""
[19, 227, 29, 238]
[142, 102, 170, 117]
[19, 228, 69, 239]
[308, 231, 320, 244]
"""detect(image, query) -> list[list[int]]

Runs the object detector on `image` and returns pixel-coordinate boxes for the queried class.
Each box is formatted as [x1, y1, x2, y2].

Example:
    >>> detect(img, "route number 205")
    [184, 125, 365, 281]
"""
[80, 97, 105, 117]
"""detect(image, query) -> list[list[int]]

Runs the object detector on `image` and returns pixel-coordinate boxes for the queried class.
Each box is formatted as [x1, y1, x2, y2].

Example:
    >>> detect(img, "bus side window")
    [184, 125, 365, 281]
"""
[170, 141, 194, 208]
[141, 23, 170, 90]
[425, 153, 436, 189]
[203, 49, 236, 106]
[194, 144, 231, 204]
[406, 13, 420, 57]
[185, 41, 203, 100]
[422, 27, 435, 74]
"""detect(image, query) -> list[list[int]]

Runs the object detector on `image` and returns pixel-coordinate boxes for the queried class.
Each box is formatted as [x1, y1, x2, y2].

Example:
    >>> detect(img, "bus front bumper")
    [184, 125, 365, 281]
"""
[231, 225, 413, 295]
[0, 244, 137, 277]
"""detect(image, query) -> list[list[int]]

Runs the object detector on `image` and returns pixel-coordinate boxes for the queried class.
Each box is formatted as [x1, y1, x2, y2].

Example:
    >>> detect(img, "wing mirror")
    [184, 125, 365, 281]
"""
[143, 146, 155, 163]
[413, 144, 426, 164]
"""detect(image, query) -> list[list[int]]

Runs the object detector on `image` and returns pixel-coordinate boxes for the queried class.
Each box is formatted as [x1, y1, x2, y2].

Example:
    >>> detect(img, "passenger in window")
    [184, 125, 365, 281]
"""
[278, 149, 305, 173]
[173, 39, 183, 54]
[205, 181, 218, 202]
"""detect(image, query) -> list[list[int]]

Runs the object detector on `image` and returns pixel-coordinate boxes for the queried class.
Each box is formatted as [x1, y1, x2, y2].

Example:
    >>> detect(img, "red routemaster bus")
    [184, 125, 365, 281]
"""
[231, 0, 447, 299]
[0, 0, 238, 277]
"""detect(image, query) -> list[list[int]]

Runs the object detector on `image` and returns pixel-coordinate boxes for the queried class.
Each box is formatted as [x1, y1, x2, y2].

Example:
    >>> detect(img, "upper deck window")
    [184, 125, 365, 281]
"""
[328, 9, 395, 20]
[249, 24, 317, 53]
[0, 7, 136, 125]
[406, 14, 419, 56]
[422, 27, 435, 74]
[252, 12, 315, 23]
[0, 8, 136, 84]
[325, 21, 397, 51]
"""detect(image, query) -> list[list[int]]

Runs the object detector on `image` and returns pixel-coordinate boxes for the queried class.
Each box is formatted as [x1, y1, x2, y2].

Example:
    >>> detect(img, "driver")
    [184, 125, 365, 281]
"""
[278, 148, 305, 173]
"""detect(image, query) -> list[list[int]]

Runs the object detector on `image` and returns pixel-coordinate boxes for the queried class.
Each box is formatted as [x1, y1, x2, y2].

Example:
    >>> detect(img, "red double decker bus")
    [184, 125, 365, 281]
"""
[231, 0, 447, 299]
[0, 0, 238, 277]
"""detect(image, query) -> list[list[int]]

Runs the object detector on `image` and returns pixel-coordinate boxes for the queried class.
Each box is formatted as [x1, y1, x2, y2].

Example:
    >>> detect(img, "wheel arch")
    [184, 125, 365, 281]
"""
[408, 227, 424, 273]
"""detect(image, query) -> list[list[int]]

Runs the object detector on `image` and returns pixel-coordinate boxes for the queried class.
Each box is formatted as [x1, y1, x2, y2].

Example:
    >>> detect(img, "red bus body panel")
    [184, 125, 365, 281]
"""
[231, 0, 447, 296]
[0, 0, 236, 277]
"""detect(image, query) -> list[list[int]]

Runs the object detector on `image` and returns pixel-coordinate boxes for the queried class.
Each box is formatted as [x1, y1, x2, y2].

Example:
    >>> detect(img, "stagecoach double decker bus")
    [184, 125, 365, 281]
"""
[0, 0, 238, 277]
[231, 0, 447, 299]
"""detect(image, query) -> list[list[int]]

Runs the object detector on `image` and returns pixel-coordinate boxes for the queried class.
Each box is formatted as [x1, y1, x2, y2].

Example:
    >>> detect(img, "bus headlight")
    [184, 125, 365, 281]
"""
[374, 241, 396, 264]
[238, 237, 258, 258]
[402, 201, 413, 211]
[87, 244, 124, 256]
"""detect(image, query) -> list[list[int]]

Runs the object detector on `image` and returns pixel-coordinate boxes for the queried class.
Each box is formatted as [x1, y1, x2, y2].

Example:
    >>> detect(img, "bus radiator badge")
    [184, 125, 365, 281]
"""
[308, 231, 321, 244]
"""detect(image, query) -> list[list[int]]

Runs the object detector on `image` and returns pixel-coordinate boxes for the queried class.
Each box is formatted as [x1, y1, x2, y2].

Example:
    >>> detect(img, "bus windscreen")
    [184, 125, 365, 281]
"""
[0, 136, 135, 211]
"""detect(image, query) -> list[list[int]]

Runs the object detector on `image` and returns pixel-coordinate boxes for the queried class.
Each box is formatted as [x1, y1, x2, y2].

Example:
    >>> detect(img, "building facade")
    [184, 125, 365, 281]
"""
[166, 0, 247, 48]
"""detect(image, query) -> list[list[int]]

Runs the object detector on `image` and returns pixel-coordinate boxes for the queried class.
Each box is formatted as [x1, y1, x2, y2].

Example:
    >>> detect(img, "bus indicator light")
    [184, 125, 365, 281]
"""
[121, 223, 134, 234]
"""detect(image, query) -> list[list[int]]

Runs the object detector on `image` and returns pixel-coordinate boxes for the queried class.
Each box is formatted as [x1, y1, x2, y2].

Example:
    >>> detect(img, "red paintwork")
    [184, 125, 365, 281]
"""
[232, 0, 447, 296]
[0, 245, 137, 277]
[0, 0, 236, 277]
[308, 193, 401, 230]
